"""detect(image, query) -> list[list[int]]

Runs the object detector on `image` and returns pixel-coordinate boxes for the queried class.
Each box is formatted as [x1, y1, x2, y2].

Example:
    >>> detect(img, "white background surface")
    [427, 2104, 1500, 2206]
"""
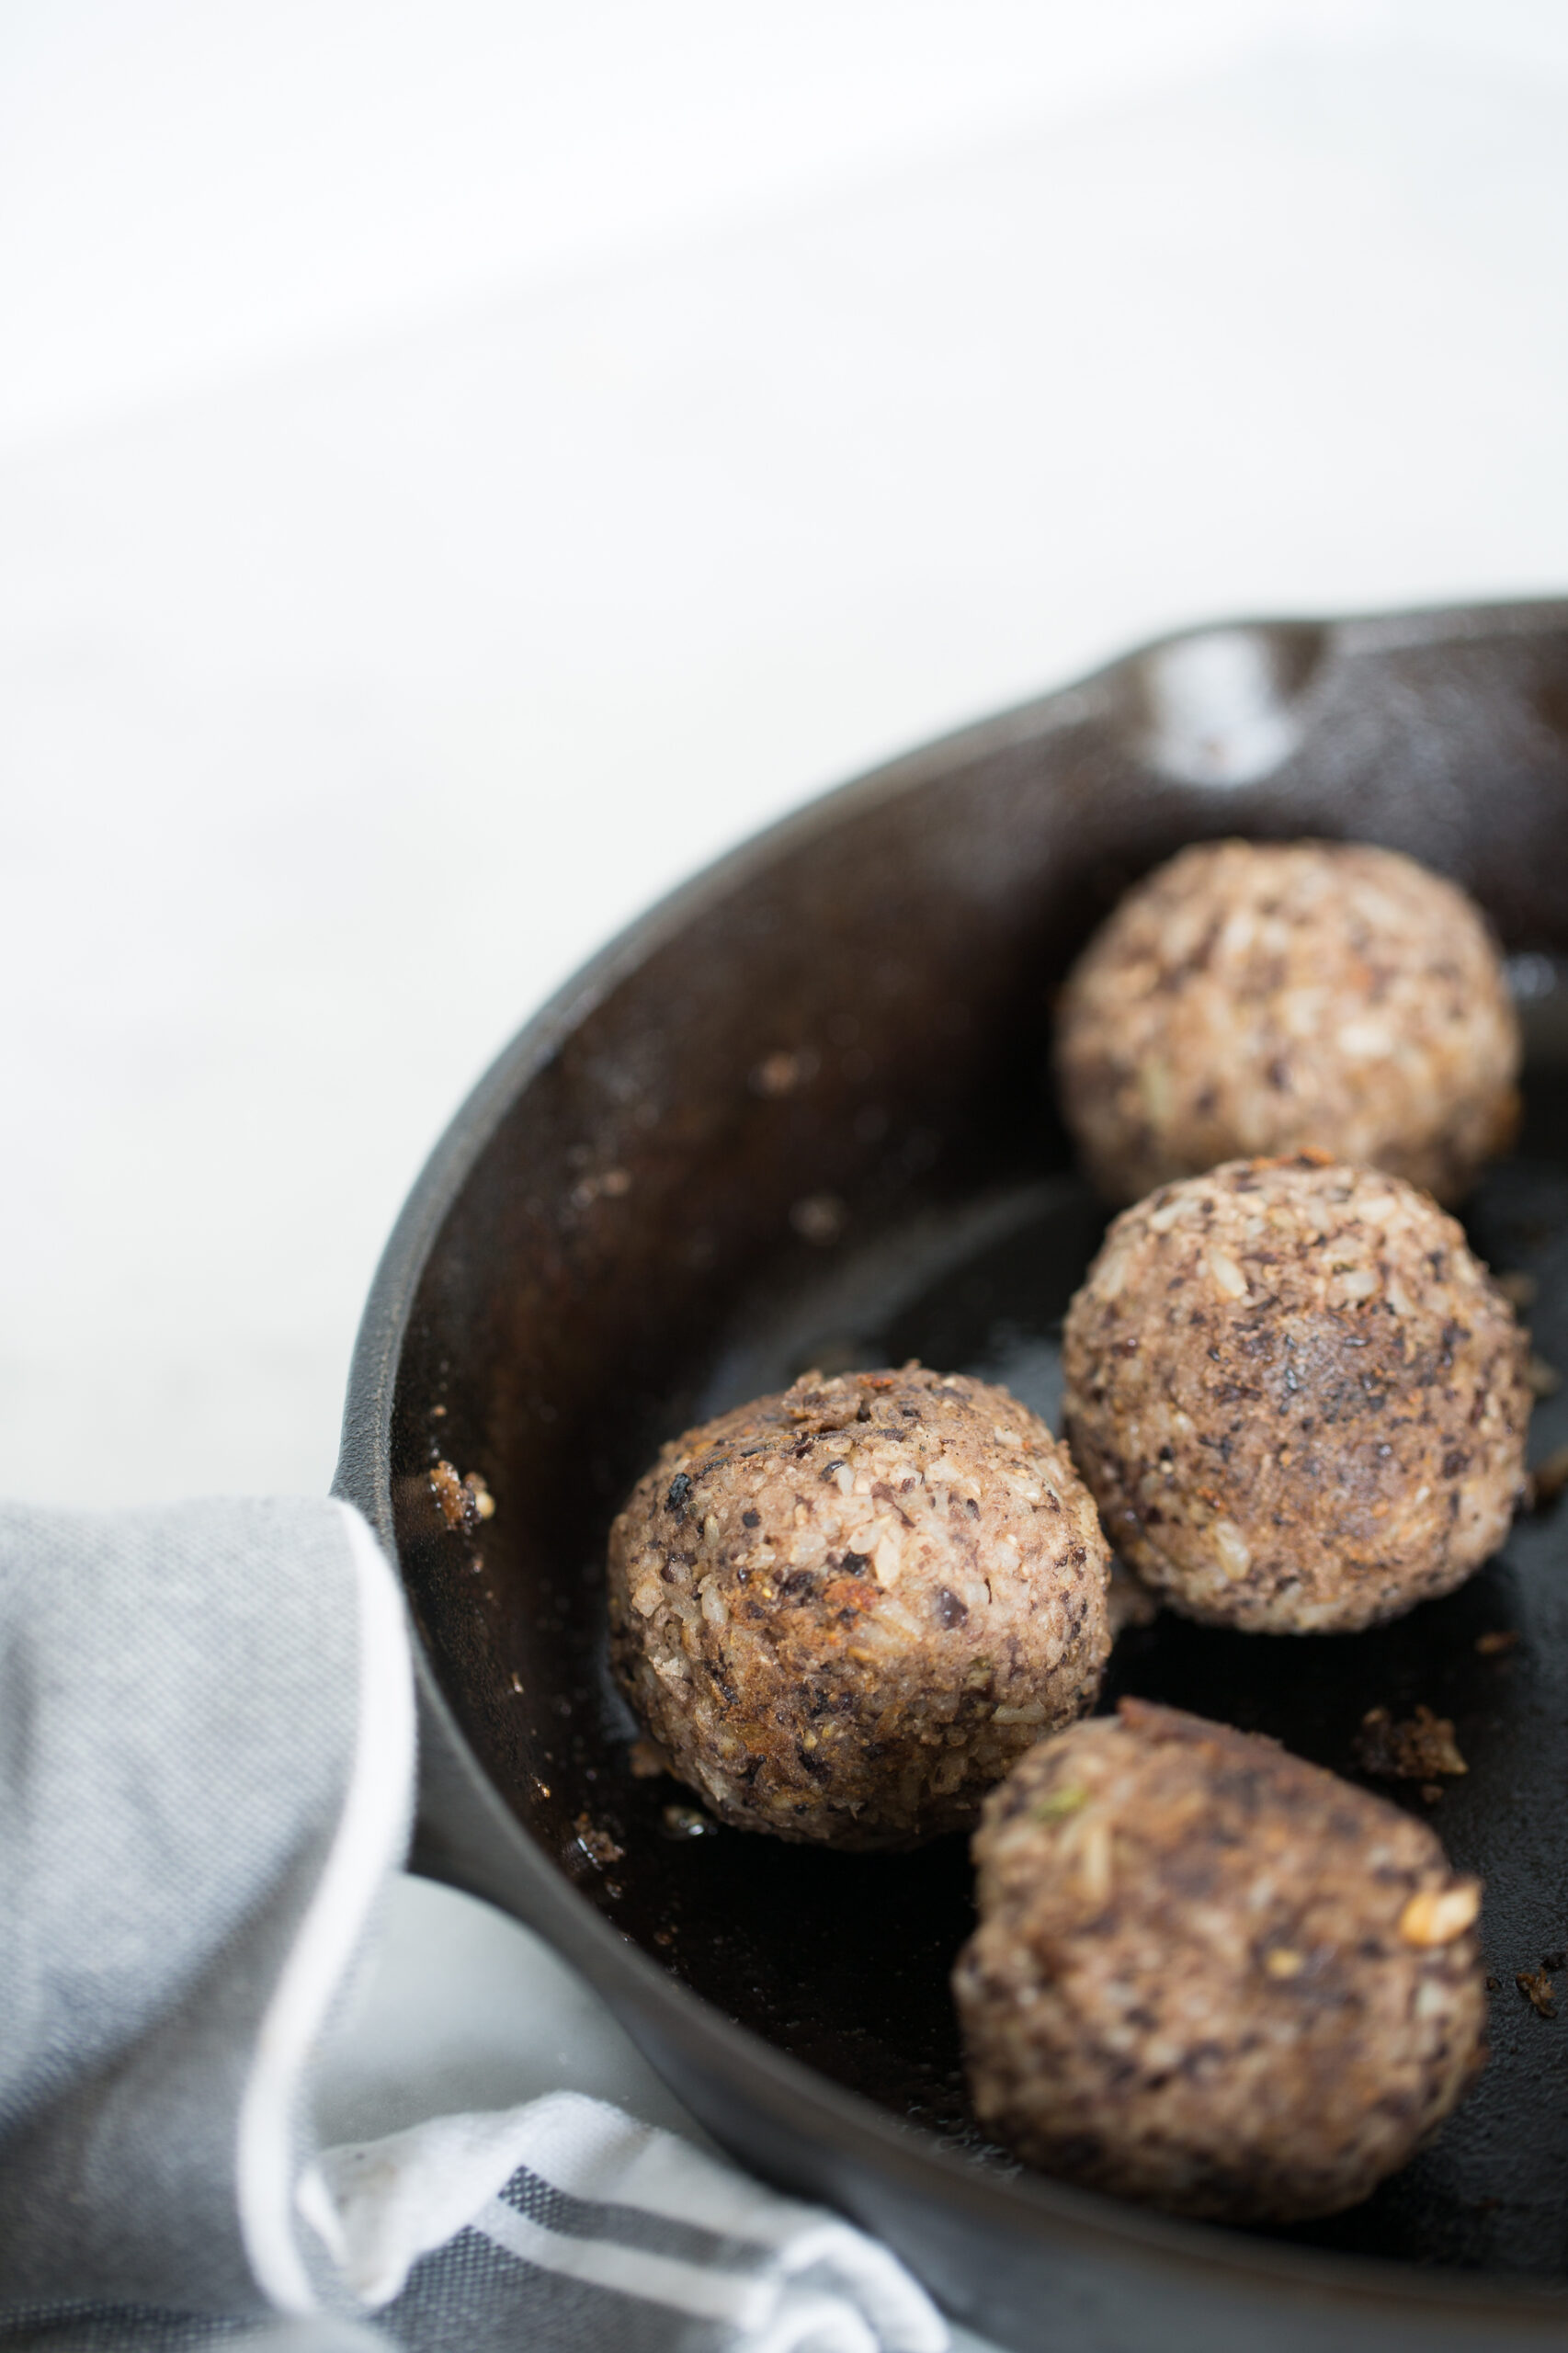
[6, 0, 1568, 2257]
[6, 0, 1568, 1514]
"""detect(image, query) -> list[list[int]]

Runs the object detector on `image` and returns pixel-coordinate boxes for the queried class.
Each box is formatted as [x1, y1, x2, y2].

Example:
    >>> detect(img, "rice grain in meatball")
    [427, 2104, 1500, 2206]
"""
[954, 1700, 1487, 2222]
[1062, 1155, 1529, 1633]
[608, 1365, 1111, 1848]
[1055, 839, 1519, 1204]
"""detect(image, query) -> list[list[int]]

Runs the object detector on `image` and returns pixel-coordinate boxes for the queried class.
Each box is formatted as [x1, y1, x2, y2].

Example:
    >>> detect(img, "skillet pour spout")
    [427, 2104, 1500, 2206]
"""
[337, 598, 1568, 2353]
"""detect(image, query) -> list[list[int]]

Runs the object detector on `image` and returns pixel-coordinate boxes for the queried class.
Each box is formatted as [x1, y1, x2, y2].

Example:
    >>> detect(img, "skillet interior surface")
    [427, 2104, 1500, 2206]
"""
[341, 602, 1568, 2342]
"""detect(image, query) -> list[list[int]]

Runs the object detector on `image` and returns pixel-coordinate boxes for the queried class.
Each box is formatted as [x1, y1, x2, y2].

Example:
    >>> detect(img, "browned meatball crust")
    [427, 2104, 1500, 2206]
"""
[608, 1365, 1111, 1849]
[1055, 839, 1519, 1204]
[1062, 1156, 1530, 1633]
[954, 1700, 1488, 2222]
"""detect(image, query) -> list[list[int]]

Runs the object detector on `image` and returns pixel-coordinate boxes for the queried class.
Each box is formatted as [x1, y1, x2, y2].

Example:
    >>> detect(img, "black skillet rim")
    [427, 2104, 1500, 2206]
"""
[335, 596, 1568, 2342]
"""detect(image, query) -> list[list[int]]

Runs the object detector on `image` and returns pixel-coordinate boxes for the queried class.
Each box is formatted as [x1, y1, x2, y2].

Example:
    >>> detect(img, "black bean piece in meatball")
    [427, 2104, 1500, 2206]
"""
[953, 1700, 1488, 2222]
[1055, 839, 1519, 1205]
[1061, 1155, 1530, 1633]
[607, 1364, 1111, 1849]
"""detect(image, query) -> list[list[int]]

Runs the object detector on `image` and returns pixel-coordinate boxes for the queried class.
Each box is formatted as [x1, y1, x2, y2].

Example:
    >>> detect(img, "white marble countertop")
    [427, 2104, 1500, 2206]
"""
[4, 0, 1568, 2313]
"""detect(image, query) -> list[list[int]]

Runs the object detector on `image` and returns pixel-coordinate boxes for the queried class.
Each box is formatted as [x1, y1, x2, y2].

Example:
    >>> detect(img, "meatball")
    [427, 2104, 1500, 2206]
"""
[1055, 838, 1519, 1204]
[608, 1364, 1111, 1849]
[953, 1700, 1488, 2222]
[1061, 1155, 1530, 1633]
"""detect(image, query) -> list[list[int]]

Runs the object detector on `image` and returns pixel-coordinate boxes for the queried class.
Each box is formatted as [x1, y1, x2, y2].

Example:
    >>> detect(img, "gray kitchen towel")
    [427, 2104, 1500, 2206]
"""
[0, 1498, 413, 2319]
[0, 1498, 946, 2353]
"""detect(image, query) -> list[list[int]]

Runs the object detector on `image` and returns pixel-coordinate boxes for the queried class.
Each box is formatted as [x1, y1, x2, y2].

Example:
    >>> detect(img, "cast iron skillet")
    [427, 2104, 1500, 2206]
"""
[336, 600, 1568, 2351]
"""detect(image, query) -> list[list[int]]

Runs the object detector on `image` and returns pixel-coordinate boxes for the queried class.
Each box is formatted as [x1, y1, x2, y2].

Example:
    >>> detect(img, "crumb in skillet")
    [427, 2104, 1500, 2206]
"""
[1355, 1706, 1467, 1780]
[790, 1192, 848, 1245]
[1517, 1968, 1557, 2018]
[661, 1803, 719, 1839]
[574, 1813, 625, 1870]
[751, 1048, 817, 1097]
[430, 1459, 467, 1527]
[430, 1459, 495, 1529]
